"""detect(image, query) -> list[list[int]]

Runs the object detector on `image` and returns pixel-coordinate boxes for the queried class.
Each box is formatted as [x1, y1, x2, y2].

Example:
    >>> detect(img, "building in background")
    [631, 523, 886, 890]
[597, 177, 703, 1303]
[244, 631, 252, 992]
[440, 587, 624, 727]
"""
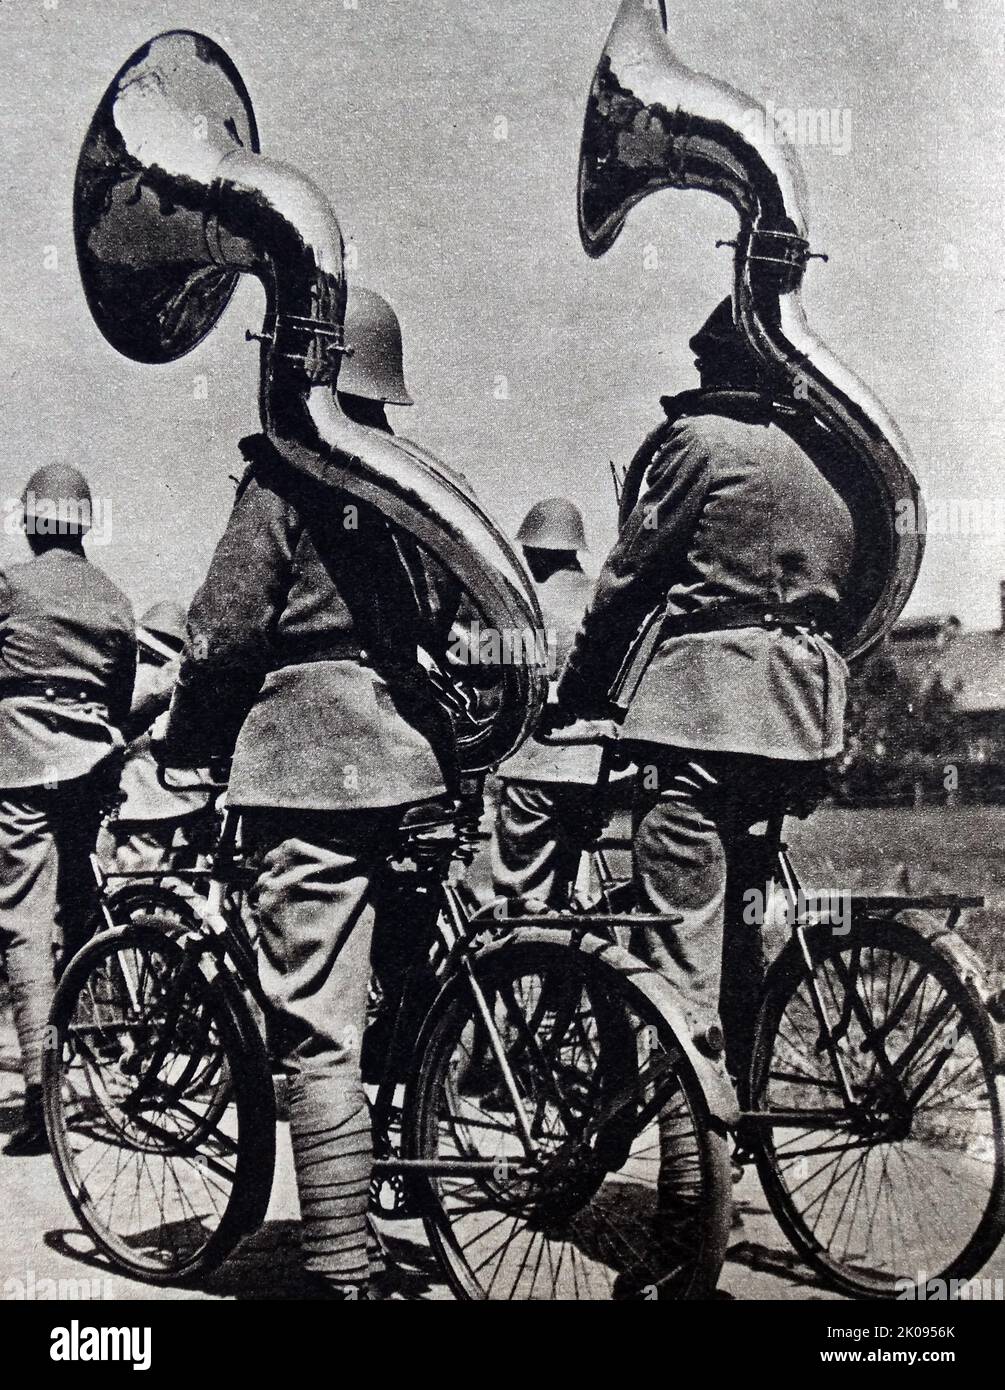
[835, 580, 1005, 806]
[888, 582, 1005, 760]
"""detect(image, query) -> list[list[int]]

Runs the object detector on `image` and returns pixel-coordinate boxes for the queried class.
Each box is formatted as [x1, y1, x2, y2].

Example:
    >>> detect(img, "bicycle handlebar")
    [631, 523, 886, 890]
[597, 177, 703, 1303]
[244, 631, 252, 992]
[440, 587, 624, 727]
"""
[150, 743, 231, 793]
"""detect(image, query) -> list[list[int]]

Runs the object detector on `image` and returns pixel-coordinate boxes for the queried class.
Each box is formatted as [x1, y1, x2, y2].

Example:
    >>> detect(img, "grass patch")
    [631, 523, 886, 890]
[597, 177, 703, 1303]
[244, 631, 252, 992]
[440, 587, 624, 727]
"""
[787, 805, 1005, 977]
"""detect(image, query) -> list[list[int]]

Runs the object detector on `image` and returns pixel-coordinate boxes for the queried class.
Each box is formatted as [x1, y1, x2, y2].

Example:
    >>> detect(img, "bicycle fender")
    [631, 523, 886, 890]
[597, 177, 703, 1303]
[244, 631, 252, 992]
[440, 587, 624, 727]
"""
[914, 924, 994, 1004]
[103, 883, 201, 928]
[825, 911, 996, 1007]
[465, 926, 741, 1130]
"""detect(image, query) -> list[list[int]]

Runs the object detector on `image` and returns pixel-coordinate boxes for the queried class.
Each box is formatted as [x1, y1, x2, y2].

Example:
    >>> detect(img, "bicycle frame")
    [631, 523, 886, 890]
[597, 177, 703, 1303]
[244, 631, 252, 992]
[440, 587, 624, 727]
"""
[96, 801, 563, 1186]
[95, 744, 983, 1196]
[737, 812, 985, 1132]
[368, 875, 544, 1179]
[537, 731, 988, 1137]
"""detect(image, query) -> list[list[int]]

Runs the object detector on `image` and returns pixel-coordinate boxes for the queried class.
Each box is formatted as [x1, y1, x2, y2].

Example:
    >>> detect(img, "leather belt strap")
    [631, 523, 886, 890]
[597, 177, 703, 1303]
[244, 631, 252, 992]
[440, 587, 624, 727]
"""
[275, 637, 374, 667]
[276, 639, 430, 689]
[659, 600, 838, 643]
[0, 676, 109, 703]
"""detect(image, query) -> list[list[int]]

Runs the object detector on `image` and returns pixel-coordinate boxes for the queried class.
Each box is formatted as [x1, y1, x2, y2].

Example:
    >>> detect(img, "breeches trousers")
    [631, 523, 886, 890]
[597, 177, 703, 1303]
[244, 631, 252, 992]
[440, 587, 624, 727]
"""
[0, 779, 103, 1089]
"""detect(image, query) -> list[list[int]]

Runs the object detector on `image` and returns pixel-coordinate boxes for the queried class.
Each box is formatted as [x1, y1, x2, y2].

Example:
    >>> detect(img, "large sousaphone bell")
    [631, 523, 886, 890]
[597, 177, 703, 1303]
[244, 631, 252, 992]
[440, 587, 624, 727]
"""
[74, 30, 547, 770]
[579, 0, 925, 661]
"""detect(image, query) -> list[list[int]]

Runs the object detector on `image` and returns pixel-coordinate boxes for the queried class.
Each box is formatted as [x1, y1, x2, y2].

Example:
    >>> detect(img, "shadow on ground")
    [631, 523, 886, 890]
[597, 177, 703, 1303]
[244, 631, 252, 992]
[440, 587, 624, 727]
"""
[44, 1219, 446, 1300]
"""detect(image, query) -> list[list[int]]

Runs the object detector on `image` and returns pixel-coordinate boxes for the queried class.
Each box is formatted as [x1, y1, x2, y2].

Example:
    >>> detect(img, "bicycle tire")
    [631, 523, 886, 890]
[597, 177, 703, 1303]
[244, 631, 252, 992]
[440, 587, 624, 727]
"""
[43, 916, 276, 1284]
[748, 914, 1005, 1299]
[405, 928, 732, 1300]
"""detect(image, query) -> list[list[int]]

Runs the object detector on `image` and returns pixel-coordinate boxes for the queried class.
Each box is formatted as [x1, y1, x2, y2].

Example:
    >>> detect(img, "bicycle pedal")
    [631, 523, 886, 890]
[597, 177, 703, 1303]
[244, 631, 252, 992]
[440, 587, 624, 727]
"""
[369, 1172, 418, 1220]
[731, 1145, 755, 1178]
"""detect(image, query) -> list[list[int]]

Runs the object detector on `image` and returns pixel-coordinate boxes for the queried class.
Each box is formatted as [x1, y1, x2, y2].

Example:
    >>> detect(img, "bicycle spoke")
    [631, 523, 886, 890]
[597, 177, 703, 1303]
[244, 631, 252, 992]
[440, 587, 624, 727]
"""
[417, 951, 726, 1299]
[46, 925, 257, 1277]
[758, 932, 1002, 1292]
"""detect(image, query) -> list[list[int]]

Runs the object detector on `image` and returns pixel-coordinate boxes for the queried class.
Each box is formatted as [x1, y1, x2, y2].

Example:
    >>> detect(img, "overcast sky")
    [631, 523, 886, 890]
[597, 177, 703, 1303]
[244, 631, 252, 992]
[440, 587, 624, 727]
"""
[1, 0, 1003, 630]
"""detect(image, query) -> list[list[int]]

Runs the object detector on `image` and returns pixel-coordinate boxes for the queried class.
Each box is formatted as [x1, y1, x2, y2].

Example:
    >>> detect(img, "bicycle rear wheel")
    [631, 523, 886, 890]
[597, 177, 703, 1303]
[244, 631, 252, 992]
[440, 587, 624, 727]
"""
[406, 930, 732, 1300]
[749, 915, 1005, 1298]
[43, 917, 275, 1283]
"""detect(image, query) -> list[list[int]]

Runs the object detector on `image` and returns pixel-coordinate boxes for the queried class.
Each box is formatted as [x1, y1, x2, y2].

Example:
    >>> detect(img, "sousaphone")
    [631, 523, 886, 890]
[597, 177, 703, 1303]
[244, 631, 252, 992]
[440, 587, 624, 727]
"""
[579, 0, 925, 661]
[74, 30, 547, 769]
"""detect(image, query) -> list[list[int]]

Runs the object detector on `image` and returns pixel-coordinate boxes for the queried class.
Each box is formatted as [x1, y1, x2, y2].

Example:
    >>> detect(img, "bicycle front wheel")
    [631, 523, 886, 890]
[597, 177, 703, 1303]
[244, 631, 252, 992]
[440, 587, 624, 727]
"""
[749, 915, 1005, 1299]
[43, 917, 275, 1284]
[406, 930, 732, 1300]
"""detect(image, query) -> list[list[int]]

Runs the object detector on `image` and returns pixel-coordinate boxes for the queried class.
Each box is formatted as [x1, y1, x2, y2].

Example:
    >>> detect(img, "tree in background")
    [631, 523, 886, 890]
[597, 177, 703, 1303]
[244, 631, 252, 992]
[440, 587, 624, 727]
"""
[836, 651, 966, 801]
[840, 650, 916, 766]
[917, 675, 960, 759]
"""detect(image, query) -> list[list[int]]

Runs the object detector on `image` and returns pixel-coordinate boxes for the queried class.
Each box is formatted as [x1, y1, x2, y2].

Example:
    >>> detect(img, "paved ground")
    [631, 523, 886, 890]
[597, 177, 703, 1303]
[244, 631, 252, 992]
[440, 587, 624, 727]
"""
[0, 1011, 790, 1301]
[2, 1005, 1001, 1302]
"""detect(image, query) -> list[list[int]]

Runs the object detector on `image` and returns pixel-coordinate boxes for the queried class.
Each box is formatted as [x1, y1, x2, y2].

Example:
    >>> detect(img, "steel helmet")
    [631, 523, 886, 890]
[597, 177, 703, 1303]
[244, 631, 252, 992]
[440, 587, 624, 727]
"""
[21, 462, 93, 536]
[516, 498, 589, 554]
[138, 600, 187, 649]
[338, 286, 414, 407]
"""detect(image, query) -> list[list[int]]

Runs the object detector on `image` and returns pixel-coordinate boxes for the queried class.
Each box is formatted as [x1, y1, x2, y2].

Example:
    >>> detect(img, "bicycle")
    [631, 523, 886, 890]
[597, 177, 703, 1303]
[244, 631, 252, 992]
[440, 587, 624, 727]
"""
[534, 732, 1005, 1300]
[738, 825, 1004, 1299]
[42, 777, 735, 1300]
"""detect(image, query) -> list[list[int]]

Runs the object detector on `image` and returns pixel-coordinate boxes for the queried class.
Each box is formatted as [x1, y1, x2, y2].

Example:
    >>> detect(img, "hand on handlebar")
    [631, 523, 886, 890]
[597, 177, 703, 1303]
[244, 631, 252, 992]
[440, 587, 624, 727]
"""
[148, 735, 231, 790]
[536, 710, 620, 748]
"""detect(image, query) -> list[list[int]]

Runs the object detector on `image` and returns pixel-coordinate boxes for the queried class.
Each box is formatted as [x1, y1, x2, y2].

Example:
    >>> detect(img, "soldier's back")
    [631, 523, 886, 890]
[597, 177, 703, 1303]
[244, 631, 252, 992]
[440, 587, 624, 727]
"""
[621, 410, 857, 761]
[0, 550, 134, 683]
[663, 411, 856, 615]
[0, 550, 135, 789]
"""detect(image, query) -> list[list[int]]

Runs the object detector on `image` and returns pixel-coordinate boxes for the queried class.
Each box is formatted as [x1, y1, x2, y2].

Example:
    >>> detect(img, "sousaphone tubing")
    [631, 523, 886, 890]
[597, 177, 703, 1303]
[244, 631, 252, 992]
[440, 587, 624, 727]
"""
[75, 30, 547, 769]
[578, 0, 925, 661]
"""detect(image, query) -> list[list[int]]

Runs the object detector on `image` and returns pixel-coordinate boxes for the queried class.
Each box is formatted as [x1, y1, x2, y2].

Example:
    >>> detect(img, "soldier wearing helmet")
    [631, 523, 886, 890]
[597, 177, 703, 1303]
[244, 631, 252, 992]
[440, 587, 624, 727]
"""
[490, 497, 606, 909]
[0, 463, 134, 1154]
[338, 286, 463, 678]
[163, 286, 456, 1297]
[553, 297, 856, 1074]
[97, 599, 214, 879]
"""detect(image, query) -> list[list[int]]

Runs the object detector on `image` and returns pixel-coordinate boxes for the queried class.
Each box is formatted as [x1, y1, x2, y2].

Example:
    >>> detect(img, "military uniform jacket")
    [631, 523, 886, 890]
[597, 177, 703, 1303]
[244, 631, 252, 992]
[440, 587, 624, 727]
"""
[0, 549, 135, 790]
[164, 452, 451, 811]
[558, 412, 856, 762]
[498, 567, 606, 785]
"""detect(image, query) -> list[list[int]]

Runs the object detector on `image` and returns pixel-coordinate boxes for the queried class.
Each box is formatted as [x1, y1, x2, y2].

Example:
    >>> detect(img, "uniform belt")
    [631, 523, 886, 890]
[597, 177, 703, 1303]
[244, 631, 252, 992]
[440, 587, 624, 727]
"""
[659, 601, 837, 643]
[274, 641, 434, 702]
[0, 676, 110, 704]
[276, 638, 376, 667]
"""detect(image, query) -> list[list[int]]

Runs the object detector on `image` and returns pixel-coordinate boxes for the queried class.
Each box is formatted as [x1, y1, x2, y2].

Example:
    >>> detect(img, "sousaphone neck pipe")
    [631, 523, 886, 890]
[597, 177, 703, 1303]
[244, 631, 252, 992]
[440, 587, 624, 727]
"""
[207, 151, 349, 398]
